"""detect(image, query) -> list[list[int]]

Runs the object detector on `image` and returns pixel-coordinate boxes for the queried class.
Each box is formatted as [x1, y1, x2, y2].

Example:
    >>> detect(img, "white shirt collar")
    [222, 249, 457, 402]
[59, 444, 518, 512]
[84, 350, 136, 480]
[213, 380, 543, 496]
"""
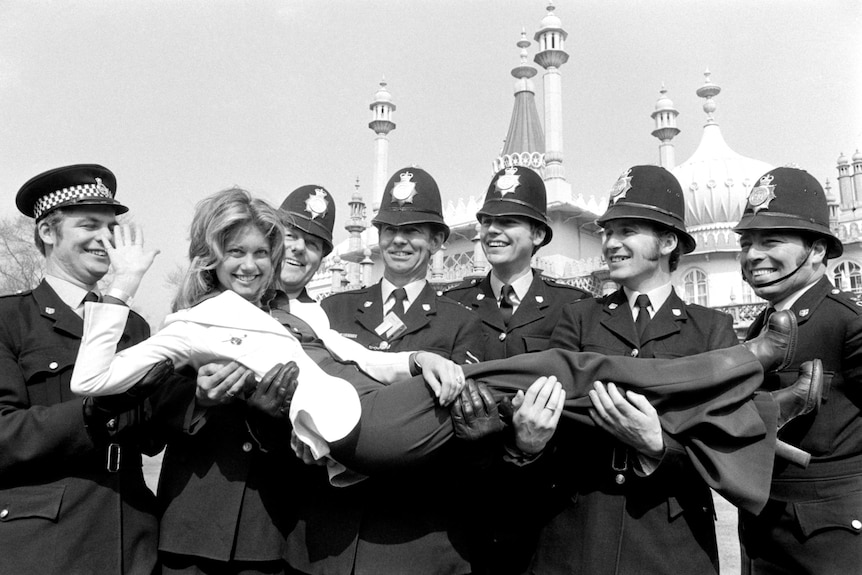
[490, 269, 533, 303]
[381, 278, 426, 310]
[771, 277, 823, 312]
[45, 275, 97, 311]
[623, 282, 673, 319]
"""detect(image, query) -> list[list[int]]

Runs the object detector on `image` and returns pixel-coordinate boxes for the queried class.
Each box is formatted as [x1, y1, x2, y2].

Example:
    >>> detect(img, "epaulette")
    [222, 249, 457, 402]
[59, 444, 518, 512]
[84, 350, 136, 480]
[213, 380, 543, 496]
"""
[540, 275, 590, 294]
[0, 288, 32, 298]
[827, 287, 862, 315]
[436, 294, 476, 312]
[444, 277, 481, 292]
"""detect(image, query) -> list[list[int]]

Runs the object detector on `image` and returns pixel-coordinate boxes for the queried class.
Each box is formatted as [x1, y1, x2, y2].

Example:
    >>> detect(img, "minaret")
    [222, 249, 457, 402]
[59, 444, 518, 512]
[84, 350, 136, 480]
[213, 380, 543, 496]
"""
[825, 179, 840, 229]
[533, 1, 569, 185]
[494, 29, 545, 174]
[368, 78, 396, 210]
[837, 152, 853, 209]
[853, 150, 862, 206]
[651, 85, 680, 169]
[344, 178, 367, 289]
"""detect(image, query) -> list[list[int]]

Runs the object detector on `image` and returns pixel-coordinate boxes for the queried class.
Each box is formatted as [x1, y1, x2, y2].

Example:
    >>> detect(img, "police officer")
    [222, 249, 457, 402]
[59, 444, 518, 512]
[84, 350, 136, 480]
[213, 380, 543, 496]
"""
[735, 167, 860, 574]
[281, 178, 487, 575]
[446, 165, 589, 360]
[531, 165, 737, 574]
[0, 164, 171, 575]
[323, 167, 483, 366]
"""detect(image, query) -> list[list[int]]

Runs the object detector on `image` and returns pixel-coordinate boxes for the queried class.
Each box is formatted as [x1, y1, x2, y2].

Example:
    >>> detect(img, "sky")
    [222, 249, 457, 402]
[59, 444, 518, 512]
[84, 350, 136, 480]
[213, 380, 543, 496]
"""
[0, 0, 859, 326]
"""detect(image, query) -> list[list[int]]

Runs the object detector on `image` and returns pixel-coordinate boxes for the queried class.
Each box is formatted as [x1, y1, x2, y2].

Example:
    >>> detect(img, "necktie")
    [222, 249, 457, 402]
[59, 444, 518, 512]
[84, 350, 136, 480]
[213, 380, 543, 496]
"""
[499, 285, 516, 325]
[392, 288, 408, 319]
[635, 294, 651, 343]
[84, 291, 100, 303]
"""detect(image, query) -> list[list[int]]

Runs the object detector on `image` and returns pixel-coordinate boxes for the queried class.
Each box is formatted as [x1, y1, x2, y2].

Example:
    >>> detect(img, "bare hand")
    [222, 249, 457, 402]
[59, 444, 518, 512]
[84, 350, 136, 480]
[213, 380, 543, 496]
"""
[290, 430, 326, 466]
[99, 223, 159, 296]
[512, 376, 565, 454]
[195, 361, 255, 407]
[247, 362, 299, 419]
[588, 381, 663, 458]
[416, 351, 465, 406]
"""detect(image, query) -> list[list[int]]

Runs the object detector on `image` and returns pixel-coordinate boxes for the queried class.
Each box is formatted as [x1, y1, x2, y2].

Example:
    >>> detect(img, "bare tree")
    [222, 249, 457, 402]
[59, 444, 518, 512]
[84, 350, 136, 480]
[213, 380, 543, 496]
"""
[0, 216, 43, 294]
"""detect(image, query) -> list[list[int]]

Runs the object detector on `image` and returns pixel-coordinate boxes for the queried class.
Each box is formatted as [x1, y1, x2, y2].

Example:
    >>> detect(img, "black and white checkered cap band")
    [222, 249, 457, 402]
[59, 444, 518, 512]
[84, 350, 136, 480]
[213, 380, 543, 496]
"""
[33, 180, 113, 219]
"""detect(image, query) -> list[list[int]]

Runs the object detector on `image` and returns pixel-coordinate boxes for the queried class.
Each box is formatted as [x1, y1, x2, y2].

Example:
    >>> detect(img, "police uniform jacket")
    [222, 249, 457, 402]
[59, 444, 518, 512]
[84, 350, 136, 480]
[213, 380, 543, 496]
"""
[529, 288, 737, 575]
[321, 280, 483, 363]
[289, 282, 483, 575]
[446, 271, 589, 360]
[740, 276, 862, 574]
[0, 280, 158, 575]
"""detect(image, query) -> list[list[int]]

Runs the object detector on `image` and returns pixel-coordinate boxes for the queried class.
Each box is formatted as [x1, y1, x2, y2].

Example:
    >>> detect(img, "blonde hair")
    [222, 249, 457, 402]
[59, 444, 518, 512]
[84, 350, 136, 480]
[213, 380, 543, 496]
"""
[172, 187, 284, 311]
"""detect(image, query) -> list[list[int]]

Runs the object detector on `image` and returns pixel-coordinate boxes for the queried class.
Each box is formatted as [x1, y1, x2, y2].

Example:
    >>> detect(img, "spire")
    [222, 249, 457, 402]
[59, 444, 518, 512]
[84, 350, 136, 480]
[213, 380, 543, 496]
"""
[650, 84, 681, 169]
[345, 177, 367, 252]
[696, 69, 721, 126]
[837, 151, 855, 209]
[369, 78, 396, 210]
[494, 29, 546, 174]
[533, 1, 569, 186]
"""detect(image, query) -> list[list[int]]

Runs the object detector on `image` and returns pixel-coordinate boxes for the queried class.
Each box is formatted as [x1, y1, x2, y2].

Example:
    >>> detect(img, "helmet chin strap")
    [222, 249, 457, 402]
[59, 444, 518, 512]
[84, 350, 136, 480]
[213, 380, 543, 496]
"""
[742, 247, 812, 288]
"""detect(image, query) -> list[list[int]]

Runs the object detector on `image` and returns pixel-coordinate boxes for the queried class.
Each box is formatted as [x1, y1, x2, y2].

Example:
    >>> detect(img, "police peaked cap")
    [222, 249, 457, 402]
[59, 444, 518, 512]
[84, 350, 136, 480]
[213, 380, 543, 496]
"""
[372, 167, 450, 241]
[734, 166, 843, 258]
[597, 165, 696, 254]
[279, 185, 336, 256]
[16, 164, 127, 221]
[477, 166, 552, 246]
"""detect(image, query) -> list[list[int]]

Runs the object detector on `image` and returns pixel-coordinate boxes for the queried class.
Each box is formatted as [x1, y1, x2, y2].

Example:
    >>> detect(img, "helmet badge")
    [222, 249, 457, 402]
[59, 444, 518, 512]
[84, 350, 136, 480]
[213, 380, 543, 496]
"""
[609, 169, 633, 205]
[747, 173, 777, 214]
[304, 188, 329, 220]
[391, 171, 418, 205]
[495, 167, 521, 197]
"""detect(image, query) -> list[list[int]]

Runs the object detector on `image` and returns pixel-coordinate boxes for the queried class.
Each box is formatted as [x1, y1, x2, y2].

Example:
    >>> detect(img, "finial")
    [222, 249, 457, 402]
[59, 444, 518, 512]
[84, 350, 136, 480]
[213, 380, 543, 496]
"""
[696, 69, 721, 124]
[547, 0, 556, 14]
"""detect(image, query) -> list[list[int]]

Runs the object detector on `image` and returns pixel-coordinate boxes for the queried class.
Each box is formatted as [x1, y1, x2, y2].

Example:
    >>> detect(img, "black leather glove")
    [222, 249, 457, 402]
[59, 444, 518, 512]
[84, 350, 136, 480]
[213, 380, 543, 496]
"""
[450, 379, 504, 441]
[246, 361, 299, 419]
[83, 358, 175, 438]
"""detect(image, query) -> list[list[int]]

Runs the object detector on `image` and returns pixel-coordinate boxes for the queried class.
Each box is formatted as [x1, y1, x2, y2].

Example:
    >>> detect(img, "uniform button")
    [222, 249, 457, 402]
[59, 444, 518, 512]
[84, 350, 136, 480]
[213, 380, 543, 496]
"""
[242, 442, 253, 453]
[499, 333, 507, 341]
[852, 519, 862, 530]
[48, 361, 59, 370]
[379, 341, 390, 350]
[630, 349, 639, 358]
[0, 508, 8, 519]
[106, 418, 117, 431]
[615, 473, 626, 485]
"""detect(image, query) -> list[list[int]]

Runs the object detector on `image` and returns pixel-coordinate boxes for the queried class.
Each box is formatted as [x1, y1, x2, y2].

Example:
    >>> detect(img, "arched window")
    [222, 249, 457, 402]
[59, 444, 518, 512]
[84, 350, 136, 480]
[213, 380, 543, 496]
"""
[683, 269, 708, 306]
[833, 261, 862, 294]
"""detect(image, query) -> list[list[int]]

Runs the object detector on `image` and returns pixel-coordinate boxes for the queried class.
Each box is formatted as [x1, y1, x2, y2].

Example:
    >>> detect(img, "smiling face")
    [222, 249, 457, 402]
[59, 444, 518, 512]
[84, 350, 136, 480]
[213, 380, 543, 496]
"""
[739, 230, 826, 304]
[479, 215, 545, 278]
[215, 224, 274, 305]
[378, 223, 444, 286]
[280, 225, 324, 297]
[39, 206, 118, 289]
[601, 219, 677, 291]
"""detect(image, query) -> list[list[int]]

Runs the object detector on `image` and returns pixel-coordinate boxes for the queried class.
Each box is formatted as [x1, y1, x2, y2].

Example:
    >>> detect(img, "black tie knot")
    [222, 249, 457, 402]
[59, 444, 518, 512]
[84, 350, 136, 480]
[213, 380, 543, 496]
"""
[635, 294, 651, 343]
[84, 291, 100, 303]
[500, 285, 516, 325]
[392, 288, 408, 318]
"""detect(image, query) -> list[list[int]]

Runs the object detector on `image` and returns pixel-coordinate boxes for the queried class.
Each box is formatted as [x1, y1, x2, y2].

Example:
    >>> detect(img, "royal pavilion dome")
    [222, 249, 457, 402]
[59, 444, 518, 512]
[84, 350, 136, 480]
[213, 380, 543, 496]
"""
[670, 71, 773, 252]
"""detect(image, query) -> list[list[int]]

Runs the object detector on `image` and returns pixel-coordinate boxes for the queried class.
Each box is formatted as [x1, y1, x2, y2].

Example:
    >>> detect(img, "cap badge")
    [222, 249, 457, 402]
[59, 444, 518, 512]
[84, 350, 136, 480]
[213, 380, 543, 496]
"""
[391, 171, 418, 205]
[748, 174, 776, 214]
[609, 169, 632, 205]
[304, 189, 329, 220]
[495, 167, 521, 197]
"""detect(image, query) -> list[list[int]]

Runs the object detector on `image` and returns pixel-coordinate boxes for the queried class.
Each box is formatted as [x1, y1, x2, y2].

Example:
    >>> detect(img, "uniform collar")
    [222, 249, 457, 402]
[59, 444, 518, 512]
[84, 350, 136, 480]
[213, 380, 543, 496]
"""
[623, 282, 673, 318]
[381, 278, 426, 308]
[771, 274, 824, 312]
[45, 274, 97, 311]
[490, 268, 533, 302]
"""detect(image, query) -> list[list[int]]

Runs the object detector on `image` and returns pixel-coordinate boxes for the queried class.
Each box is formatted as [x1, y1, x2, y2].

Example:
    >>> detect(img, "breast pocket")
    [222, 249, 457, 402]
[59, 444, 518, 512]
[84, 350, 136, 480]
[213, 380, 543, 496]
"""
[18, 344, 77, 405]
[0, 484, 65, 524]
[522, 335, 550, 353]
[793, 488, 862, 539]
